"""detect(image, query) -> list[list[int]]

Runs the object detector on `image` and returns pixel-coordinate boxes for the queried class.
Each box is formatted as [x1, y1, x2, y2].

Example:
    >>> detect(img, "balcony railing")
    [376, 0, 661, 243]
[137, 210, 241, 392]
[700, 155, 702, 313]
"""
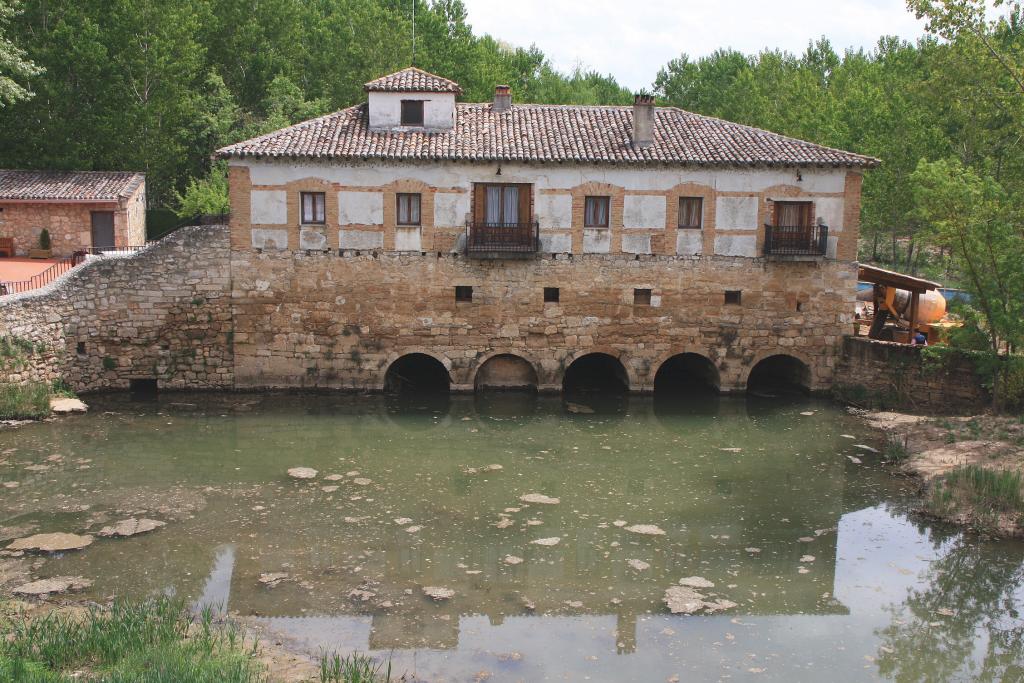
[764, 223, 828, 257]
[466, 220, 539, 257]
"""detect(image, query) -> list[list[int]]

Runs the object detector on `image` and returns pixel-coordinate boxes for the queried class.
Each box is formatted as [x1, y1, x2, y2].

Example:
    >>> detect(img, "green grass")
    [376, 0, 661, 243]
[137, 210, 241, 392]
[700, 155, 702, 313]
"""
[944, 465, 1024, 514]
[0, 598, 266, 682]
[319, 652, 393, 683]
[882, 433, 910, 464]
[0, 382, 52, 420]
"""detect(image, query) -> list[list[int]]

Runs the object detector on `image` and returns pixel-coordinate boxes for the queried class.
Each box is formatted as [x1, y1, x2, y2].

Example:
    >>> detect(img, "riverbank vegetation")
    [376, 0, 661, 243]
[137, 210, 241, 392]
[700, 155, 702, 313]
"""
[0, 598, 265, 682]
[0, 382, 52, 420]
[0, 598, 396, 682]
[865, 411, 1024, 537]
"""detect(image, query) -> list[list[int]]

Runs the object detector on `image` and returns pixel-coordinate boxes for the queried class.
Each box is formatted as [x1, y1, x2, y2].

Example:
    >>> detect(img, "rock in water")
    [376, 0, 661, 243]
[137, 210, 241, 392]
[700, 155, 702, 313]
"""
[97, 518, 166, 538]
[287, 467, 318, 480]
[627, 559, 651, 571]
[423, 586, 455, 600]
[565, 402, 595, 414]
[678, 576, 715, 589]
[50, 397, 88, 414]
[258, 572, 290, 587]
[625, 524, 666, 536]
[528, 536, 561, 548]
[664, 586, 706, 615]
[519, 493, 560, 505]
[8, 533, 93, 552]
[12, 576, 92, 596]
[504, 555, 524, 565]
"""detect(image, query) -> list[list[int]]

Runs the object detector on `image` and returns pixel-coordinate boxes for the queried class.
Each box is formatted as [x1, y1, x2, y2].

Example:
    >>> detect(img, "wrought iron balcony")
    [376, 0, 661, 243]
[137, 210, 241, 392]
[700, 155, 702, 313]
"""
[764, 223, 828, 257]
[465, 220, 539, 258]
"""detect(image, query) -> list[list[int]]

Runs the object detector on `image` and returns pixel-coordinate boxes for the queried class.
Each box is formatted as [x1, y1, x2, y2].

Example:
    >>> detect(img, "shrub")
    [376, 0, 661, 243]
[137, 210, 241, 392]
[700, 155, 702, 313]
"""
[174, 162, 230, 220]
[38, 229, 51, 251]
[0, 382, 52, 419]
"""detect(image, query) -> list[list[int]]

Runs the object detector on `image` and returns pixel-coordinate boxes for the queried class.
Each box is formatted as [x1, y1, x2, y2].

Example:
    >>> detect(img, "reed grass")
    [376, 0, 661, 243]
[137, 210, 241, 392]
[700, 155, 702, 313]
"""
[0, 597, 265, 682]
[0, 382, 52, 420]
[319, 652, 393, 683]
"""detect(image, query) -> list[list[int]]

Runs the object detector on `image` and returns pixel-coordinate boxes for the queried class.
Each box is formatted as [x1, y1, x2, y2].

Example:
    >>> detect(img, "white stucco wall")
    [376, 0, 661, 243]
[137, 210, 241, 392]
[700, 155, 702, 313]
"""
[676, 231, 703, 255]
[715, 197, 760, 231]
[434, 192, 469, 228]
[623, 195, 666, 229]
[583, 229, 610, 253]
[394, 227, 421, 251]
[240, 161, 848, 196]
[538, 194, 573, 230]
[367, 91, 456, 130]
[339, 230, 384, 250]
[339, 191, 384, 225]
[714, 235, 757, 257]
[250, 190, 287, 225]
[622, 234, 652, 254]
[539, 233, 571, 253]
[252, 228, 288, 250]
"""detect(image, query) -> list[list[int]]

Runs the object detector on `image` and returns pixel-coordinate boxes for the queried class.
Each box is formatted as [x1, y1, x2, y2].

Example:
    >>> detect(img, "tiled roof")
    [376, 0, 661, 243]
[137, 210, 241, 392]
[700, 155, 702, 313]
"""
[217, 103, 878, 168]
[364, 67, 463, 94]
[0, 170, 145, 201]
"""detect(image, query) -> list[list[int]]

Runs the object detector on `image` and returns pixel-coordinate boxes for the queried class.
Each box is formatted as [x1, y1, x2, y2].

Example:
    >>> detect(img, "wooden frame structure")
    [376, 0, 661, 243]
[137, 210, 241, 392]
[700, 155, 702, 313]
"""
[858, 264, 941, 344]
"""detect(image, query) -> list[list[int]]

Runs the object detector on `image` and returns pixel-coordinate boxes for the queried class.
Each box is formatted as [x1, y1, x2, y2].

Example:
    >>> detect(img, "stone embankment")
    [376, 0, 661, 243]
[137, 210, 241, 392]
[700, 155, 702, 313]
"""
[0, 225, 233, 392]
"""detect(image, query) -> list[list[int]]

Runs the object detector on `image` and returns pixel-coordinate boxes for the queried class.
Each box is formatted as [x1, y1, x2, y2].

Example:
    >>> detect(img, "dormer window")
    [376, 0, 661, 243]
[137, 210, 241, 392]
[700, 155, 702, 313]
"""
[401, 100, 424, 127]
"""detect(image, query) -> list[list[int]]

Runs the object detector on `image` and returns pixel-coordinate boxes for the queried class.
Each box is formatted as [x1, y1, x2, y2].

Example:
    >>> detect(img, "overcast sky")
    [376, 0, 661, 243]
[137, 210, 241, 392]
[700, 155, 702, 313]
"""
[462, 0, 929, 91]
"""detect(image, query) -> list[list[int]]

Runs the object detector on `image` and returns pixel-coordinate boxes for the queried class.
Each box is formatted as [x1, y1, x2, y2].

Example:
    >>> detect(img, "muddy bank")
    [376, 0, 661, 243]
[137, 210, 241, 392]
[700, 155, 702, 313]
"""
[859, 410, 1024, 538]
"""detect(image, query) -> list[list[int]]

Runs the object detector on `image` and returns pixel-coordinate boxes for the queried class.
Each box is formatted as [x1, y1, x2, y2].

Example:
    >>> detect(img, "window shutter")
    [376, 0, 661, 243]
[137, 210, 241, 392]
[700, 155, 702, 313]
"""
[473, 184, 486, 224]
[518, 184, 531, 226]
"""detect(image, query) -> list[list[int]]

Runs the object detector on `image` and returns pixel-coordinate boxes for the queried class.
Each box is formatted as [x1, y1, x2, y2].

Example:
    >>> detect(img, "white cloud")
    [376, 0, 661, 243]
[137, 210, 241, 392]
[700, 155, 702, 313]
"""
[462, 0, 928, 91]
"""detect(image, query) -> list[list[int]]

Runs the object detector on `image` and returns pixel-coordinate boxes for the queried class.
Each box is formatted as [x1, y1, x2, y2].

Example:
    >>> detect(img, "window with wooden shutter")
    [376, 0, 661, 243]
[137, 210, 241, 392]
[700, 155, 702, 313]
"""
[773, 201, 814, 227]
[474, 183, 530, 225]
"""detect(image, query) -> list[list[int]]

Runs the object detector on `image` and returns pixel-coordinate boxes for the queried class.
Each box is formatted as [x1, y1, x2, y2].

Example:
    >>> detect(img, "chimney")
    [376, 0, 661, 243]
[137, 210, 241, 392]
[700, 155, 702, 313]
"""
[493, 85, 512, 113]
[632, 94, 655, 148]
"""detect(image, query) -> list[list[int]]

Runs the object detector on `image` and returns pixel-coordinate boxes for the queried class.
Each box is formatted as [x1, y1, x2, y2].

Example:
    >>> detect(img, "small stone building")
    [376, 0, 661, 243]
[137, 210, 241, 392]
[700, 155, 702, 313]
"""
[0, 170, 146, 257]
[216, 67, 878, 395]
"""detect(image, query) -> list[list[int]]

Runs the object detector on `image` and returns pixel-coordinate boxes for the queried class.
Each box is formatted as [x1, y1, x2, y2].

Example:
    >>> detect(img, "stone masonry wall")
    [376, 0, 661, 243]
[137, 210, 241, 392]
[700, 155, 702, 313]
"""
[230, 249, 856, 393]
[0, 225, 232, 392]
[833, 336, 989, 412]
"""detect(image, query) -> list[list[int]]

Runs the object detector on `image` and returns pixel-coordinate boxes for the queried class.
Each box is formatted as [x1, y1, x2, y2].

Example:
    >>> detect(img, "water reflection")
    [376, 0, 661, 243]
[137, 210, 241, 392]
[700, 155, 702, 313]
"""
[3, 393, 1022, 680]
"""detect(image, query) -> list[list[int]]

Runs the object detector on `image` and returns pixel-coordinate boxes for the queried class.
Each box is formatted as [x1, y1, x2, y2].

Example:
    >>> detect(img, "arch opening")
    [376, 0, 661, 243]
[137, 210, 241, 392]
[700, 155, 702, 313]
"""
[746, 354, 811, 396]
[474, 354, 538, 392]
[384, 353, 451, 395]
[562, 353, 629, 395]
[653, 353, 720, 395]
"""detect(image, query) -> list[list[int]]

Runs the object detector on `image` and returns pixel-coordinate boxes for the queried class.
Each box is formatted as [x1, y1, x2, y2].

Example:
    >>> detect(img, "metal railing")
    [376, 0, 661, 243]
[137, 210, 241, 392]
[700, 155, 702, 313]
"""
[0, 243, 154, 296]
[0, 251, 87, 295]
[764, 223, 828, 256]
[466, 220, 539, 255]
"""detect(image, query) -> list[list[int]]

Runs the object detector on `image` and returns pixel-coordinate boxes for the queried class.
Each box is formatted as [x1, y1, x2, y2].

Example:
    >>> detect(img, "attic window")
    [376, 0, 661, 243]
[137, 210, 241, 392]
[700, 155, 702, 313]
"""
[401, 100, 424, 126]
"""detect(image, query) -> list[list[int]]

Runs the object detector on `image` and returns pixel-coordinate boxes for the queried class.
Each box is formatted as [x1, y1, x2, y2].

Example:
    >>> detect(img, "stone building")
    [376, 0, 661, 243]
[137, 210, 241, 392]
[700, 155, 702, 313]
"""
[0, 170, 146, 257]
[216, 67, 877, 395]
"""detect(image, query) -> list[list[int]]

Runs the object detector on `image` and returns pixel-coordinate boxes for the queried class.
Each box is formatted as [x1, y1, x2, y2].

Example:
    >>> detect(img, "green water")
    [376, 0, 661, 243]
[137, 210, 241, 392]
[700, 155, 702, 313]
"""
[1, 393, 1022, 682]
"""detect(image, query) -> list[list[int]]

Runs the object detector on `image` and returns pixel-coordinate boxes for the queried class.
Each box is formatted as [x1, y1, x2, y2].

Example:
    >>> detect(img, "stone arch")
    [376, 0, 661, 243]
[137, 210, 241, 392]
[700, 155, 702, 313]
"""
[653, 352, 721, 395]
[562, 351, 631, 394]
[472, 352, 540, 391]
[382, 351, 452, 394]
[745, 353, 813, 395]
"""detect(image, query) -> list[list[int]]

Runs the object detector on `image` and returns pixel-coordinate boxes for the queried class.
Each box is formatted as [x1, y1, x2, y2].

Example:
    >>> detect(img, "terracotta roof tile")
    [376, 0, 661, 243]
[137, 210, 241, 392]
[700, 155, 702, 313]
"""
[0, 170, 145, 201]
[364, 67, 462, 94]
[217, 103, 878, 168]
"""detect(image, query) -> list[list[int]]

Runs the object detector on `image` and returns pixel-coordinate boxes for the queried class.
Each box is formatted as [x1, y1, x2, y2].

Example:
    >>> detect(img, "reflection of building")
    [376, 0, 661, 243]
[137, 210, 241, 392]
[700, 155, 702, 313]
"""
[217, 67, 876, 395]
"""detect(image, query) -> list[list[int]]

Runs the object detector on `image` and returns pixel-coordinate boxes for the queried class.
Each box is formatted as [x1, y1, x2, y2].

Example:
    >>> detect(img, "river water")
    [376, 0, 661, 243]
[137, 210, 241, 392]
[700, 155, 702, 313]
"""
[1, 393, 1022, 681]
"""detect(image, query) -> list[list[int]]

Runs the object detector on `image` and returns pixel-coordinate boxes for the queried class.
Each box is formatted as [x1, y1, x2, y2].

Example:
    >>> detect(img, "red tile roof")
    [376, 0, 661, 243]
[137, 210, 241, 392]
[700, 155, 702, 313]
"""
[217, 103, 878, 168]
[0, 170, 145, 201]
[364, 67, 462, 95]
